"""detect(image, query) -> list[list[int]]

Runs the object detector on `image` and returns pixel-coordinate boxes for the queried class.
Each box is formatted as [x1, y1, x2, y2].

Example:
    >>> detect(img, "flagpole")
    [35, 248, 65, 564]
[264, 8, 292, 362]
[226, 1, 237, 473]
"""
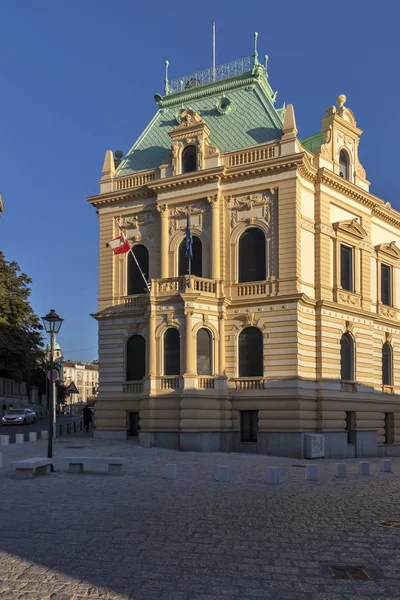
[116, 220, 150, 292]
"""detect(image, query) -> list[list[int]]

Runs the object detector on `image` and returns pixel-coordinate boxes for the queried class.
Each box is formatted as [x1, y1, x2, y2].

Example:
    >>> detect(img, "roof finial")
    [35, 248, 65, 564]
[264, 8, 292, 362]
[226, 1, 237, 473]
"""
[264, 54, 268, 72]
[336, 94, 346, 108]
[164, 60, 169, 95]
[253, 31, 259, 66]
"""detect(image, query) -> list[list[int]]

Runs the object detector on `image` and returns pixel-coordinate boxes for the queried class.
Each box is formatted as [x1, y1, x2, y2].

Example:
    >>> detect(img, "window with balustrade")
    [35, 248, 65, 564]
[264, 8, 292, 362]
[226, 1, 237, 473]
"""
[382, 342, 393, 386]
[197, 328, 212, 376]
[127, 245, 149, 295]
[238, 327, 263, 377]
[182, 145, 197, 173]
[178, 236, 202, 277]
[238, 228, 266, 283]
[340, 333, 355, 381]
[164, 328, 180, 375]
[126, 335, 146, 381]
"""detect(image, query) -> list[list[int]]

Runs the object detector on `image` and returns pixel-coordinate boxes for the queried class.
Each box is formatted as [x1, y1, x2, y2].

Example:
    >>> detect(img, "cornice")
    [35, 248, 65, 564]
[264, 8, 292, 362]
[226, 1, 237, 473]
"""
[87, 188, 152, 208]
[224, 152, 304, 181]
[148, 166, 225, 191]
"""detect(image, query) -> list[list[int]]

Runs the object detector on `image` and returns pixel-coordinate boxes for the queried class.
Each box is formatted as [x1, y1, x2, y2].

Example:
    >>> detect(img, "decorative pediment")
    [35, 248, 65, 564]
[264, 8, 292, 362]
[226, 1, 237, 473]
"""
[169, 108, 211, 175]
[174, 107, 203, 130]
[375, 241, 400, 260]
[333, 218, 367, 240]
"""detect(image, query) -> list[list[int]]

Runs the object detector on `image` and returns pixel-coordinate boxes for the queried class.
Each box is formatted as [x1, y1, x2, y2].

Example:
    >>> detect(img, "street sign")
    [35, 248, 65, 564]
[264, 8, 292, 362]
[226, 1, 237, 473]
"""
[66, 381, 79, 394]
[47, 370, 59, 382]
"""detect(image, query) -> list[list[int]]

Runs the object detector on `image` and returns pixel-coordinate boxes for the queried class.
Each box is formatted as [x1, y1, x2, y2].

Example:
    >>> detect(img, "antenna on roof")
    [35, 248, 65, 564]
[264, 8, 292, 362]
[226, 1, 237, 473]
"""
[212, 21, 216, 81]
[253, 31, 259, 66]
[164, 60, 169, 95]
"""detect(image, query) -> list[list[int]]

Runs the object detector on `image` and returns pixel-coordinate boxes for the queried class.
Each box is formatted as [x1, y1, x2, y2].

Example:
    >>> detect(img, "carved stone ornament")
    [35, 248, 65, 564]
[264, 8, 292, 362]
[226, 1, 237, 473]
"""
[119, 214, 145, 231]
[385, 332, 393, 344]
[340, 293, 360, 307]
[375, 241, 400, 261]
[206, 144, 218, 156]
[173, 108, 203, 129]
[333, 218, 367, 240]
[356, 163, 367, 180]
[380, 306, 396, 319]
[237, 313, 256, 326]
[345, 320, 354, 332]
[157, 204, 168, 213]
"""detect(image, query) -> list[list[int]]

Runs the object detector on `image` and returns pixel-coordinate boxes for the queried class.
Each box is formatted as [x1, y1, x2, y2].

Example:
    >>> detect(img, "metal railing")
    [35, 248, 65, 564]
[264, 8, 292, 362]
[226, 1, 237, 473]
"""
[168, 56, 253, 94]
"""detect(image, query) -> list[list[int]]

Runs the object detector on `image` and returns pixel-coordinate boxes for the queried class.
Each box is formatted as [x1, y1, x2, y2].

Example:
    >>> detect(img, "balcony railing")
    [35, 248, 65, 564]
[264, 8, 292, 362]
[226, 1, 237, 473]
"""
[236, 282, 267, 297]
[123, 295, 146, 308]
[114, 170, 156, 191]
[226, 143, 279, 168]
[160, 377, 180, 390]
[154, 276, 217, 297]
[234, 378, 265, 390]
[124, 381, 143, 393]
[198, 377, 215, 390]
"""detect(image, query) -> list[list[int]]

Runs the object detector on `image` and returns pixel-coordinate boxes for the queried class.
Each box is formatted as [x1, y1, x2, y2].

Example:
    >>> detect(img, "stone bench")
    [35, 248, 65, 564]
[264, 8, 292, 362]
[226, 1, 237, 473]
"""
[12, 458, 53, 480]
[66, 457, 124, 475]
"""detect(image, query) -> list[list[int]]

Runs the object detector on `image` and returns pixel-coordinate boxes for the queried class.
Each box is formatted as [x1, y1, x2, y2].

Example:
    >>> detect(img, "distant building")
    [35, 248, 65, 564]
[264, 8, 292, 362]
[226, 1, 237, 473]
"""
[45, 334, 64, 382]
[63, 361, 99, 404]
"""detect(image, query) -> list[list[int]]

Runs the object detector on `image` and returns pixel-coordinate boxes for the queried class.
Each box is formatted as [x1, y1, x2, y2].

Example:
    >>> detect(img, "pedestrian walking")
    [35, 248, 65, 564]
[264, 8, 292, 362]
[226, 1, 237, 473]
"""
[83, 406, 92, 433]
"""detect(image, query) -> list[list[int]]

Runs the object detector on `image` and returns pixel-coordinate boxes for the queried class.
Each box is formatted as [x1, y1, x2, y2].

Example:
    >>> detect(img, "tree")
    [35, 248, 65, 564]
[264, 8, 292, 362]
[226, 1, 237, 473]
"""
[0, 251, 44, 382]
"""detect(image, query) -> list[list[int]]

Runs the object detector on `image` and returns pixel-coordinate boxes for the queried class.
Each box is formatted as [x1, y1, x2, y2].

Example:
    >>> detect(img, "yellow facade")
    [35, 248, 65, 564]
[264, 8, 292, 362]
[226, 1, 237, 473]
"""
[88, 63, 400, 458]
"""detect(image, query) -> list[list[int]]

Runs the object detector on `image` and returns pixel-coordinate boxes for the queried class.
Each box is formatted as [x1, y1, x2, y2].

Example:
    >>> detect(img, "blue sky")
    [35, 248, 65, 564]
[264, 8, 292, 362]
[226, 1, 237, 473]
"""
[0, 0, 399, 362]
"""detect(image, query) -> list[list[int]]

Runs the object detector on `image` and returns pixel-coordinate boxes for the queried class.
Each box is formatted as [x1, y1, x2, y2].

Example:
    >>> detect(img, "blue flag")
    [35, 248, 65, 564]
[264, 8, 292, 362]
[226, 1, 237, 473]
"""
[185, 211, 193, 260]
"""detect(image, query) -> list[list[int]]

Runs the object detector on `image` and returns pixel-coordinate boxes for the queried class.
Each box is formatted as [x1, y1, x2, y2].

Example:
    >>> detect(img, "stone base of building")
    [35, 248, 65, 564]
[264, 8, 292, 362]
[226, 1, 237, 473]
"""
[94, 430, 127, 441]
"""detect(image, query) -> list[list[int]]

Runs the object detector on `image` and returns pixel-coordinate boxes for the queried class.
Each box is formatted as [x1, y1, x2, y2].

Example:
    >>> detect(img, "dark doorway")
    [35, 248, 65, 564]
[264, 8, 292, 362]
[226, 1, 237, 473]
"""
[238, 327, 263, 377]
[240, 410, 258, 442]
[126, 335, 146, 381]
[128, 245, 149, 295]
[179, 236, 202, 277]
[238, 228, 266, 283]
[128, 412, 140, 437]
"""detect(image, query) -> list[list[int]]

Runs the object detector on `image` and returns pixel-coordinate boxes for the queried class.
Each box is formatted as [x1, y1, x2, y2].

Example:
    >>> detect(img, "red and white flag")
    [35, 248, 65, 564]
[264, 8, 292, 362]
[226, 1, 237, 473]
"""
[105, 236, 130, 255]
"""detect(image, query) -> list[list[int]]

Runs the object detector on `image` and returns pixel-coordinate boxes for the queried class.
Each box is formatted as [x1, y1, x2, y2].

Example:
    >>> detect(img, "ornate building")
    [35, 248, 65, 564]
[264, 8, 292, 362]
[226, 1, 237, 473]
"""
[87, 35, 400, 458]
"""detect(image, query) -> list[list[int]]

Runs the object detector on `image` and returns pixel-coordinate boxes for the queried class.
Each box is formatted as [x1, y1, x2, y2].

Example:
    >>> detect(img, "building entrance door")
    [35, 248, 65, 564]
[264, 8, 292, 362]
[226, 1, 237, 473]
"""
[240, 410, 258, 442]
[128, 412, 140, 437]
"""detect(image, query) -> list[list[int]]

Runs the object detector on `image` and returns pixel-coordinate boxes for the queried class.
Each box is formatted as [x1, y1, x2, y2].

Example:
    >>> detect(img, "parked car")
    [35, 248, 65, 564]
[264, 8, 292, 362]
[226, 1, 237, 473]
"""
[1, 409, 37, 425]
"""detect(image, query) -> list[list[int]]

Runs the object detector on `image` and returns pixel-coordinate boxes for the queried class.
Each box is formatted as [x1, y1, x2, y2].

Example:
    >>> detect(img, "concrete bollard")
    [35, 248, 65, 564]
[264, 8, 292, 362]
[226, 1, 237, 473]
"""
[305, 464, 318, 481]
[216, 465, 231, 482]
[164, 464, 177, 480]
[381, 459, 392, 473]
[336, 463, 347, 478]
[41, 430, 48, 440]
[267, 466, 280, 484]
[359, 461, 370, 475]
[0, 435, 9, 447]
[15, 434, 24, 444]
[29, 432, 37, 442]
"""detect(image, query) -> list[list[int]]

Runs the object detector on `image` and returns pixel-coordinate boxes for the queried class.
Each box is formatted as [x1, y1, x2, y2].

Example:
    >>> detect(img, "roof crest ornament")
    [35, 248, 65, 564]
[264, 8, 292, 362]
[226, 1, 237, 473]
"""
[253, 31, 259, 66]
[164, 60, 170, 96]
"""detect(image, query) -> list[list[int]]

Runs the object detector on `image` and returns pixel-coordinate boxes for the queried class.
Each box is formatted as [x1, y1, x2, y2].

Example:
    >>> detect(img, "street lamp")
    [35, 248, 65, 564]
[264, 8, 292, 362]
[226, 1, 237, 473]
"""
[41, 309, 63, 466]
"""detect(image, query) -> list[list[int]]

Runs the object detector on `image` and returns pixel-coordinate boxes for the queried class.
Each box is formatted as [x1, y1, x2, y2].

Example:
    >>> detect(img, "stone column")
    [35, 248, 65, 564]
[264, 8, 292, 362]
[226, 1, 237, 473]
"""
[218, 313, 225, 376]
[148, 307, 157, 377]
[208, 194, 220, 280]
[185, 310, 195, 374]
[158, 204, 169, 279]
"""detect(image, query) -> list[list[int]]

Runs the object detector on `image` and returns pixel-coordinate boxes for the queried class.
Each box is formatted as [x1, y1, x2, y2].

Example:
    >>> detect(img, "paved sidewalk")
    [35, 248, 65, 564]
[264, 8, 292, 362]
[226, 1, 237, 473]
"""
[1, 438, 400, 600]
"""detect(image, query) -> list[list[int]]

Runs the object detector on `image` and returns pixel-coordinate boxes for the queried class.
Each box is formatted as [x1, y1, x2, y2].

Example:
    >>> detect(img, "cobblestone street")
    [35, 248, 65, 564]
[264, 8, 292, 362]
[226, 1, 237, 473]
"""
[1, 438, 400, 600]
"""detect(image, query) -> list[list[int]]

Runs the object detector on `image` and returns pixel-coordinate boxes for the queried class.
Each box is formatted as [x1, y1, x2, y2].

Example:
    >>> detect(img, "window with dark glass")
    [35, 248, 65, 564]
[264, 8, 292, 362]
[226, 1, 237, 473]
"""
[182, 145, 197, 173]
[164, 328, 180, 375]
[238, 228, 266, 283]
[340, 244, 353, 292]
[127, 245, 149, 295]
[126, 335, 146, 381]
[339, 150, 350, 180]
[382, 342, 393, 386]
[197, 328, 212, 376]
[178, 236, 202, 277]
[345, 411, 356, 444]
[340, 333, 354, 381]
[238, 327, 263, 377]
[240, 410, 258, 442]
[381, 263, 392, 306]
[384, 412, 394, 445]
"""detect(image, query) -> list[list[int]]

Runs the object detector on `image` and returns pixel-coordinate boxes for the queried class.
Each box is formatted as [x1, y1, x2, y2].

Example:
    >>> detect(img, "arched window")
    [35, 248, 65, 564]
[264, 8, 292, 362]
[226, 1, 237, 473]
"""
[382, 343, 393, 386]
[127, 245, 149, 295]
[339, 150, 350, 181]
[238, 228, 266, 283]
[197, 328, 212, 375]
[182, 146, 197, 173]
[238, 327, 263, 377]
[126, 335, 146, 381]
[164, 328, 180, 375]
[178, 236, 202, 277]
[340, 333, 354, 381]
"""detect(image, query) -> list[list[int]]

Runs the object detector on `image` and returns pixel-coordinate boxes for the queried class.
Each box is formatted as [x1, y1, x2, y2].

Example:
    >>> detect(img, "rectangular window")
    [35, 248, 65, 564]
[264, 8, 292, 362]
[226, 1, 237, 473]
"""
[345, 411, 356, 444]
[340, 245, 353, 292]
[240, 410, 258, 442]
[384, 412, 394, 445]
[381, 264, 392, 306]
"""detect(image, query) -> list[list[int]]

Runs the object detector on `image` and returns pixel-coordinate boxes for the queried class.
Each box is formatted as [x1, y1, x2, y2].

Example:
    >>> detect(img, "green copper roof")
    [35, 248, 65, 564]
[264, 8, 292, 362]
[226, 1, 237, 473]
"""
[301, 132, 324, 153]
[116, 66, 285, 176]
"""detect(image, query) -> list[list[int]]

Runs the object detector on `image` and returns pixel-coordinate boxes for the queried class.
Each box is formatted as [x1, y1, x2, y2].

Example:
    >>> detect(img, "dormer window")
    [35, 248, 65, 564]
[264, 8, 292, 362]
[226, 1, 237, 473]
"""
[182, 145, 196, 173]
[339, 150, 350, 180]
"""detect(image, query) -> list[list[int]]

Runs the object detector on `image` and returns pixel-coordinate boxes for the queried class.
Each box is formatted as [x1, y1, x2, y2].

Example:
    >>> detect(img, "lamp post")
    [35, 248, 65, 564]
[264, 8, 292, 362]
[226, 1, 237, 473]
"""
[41, 309, 63, 466]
